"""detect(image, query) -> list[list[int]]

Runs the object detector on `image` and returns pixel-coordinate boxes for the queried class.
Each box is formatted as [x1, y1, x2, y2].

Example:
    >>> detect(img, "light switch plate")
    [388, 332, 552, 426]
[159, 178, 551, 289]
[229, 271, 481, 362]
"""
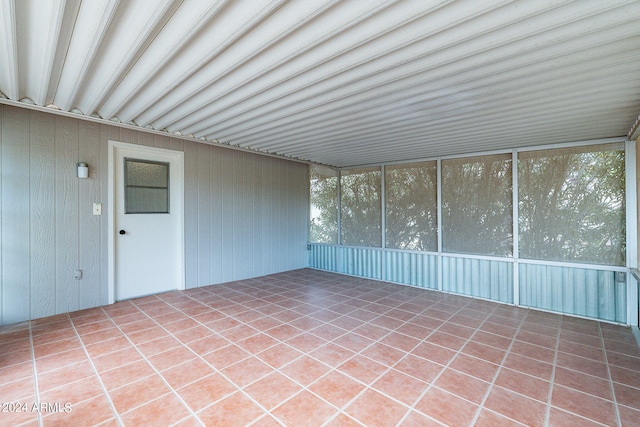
[93, 202, 102, 215]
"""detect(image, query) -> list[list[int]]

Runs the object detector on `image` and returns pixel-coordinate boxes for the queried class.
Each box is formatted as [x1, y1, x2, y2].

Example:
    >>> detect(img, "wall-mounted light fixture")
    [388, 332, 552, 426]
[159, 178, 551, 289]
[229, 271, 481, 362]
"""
[77, 162, 89, 179]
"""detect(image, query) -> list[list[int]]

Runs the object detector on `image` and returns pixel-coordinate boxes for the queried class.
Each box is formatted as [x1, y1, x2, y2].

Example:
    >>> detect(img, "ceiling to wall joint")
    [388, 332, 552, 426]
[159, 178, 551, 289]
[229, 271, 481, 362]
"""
[1, 0, 639, 167]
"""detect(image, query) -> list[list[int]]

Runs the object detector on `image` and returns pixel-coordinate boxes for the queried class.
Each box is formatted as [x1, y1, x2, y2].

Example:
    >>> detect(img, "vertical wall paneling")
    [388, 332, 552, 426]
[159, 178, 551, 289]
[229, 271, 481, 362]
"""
[260, 156, 272, 274]
[54, 115, 79, 314]
[138, 132, 154, 149]
[1, 106, 31, 323]
[29, 111, 56, 318]
[220, 148, 234, 283]
[169, 137, 184, 152]
[78, 120, 101, 309]
[232, 151, 244, 279]
[0, 104, 310, 325]
[262, 157, 278, 274]
[183, 139, 198, 288]
[210, 146, 223, 284]
[251, 155, 262, 279]
[276, 157, 286, 273]
[298, 163, 309, 268]
[274, 157, 289, 269]
[197, 142, 211, 286]
[154, 134, 171, 150]
[242, 154, 253, 278]
[99, 124, 119, 303]
[286, 162, 297, 271]
[244, 153, 253, 277]
[119, 127, 138, 145]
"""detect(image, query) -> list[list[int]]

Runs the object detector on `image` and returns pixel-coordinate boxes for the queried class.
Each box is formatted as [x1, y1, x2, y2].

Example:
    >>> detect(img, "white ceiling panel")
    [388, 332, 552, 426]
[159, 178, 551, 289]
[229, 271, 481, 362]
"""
[1, 0, 639, 167]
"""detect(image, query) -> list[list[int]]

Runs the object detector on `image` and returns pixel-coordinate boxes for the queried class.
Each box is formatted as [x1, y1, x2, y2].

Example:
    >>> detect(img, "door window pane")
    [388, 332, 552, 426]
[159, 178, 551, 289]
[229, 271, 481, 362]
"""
[124, 158, 170, 214]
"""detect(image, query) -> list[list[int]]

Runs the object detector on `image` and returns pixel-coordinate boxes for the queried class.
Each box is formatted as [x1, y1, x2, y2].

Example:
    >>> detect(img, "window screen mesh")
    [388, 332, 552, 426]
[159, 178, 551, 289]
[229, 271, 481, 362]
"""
[125, 159, 169, 214]
[341, 167, 382, 247]
[518, 143, 625, 266]
[385, 161, 438, 251]
[441, 154, 513, 256]
[309, 165, 339, 244]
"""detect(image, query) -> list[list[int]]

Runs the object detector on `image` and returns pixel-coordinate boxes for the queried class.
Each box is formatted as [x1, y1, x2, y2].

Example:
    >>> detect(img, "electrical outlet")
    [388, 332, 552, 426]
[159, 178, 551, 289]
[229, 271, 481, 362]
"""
[93, 202, 102, 215]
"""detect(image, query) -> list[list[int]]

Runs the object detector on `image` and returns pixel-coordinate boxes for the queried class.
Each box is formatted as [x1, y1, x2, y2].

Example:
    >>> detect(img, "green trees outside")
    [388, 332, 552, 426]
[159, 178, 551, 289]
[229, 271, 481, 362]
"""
[309, 167, 338, 244]
[309, 143, 626, 266]
[385, 162, 438, 251]
[340, 168, 381, 247]
[441, 155, 513, 256]
[519, 145, 625, 266]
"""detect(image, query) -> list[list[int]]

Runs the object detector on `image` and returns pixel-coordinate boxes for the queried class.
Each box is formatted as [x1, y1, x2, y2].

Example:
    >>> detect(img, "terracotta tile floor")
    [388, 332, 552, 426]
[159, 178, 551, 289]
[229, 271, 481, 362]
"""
[1, 268, 640, 426]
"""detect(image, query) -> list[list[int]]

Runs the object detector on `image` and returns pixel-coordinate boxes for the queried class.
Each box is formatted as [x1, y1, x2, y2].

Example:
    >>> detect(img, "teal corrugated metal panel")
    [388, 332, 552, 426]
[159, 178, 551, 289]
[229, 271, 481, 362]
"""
[341, 247, 382, 280]
[384, 251, 437, 289]
[441, 256, 513, 303]
[519, 264, 626, 323]
[615, 276, 627, 323]
[309, 244, 338, 272]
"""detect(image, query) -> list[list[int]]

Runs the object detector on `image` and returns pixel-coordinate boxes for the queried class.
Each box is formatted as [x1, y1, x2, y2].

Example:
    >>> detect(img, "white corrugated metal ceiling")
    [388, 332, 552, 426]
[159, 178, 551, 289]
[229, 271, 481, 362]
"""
[1, 0, 640, 167]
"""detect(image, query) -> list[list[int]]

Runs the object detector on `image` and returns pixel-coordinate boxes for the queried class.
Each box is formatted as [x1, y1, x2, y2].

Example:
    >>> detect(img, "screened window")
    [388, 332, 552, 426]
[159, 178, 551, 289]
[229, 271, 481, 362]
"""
[309, 165, 339, 244]
[341, 167, 382, 247]
[441, 154, 513, 256]
[518, 143, 625, 266]
[124, 158, 170, 214]
[385, 161, 438, 251]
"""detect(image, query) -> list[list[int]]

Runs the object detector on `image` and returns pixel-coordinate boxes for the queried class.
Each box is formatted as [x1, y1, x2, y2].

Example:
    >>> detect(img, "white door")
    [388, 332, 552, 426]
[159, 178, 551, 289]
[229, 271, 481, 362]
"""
[109, 141, 184, 301]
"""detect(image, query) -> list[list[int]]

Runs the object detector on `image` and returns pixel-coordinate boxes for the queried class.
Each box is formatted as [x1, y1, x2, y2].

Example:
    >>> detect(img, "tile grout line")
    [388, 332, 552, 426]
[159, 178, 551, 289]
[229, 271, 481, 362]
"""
[189, 279, 439, 425]
[543, 317, 563, 426]
[298, 284, 434, 427]
[423, 302, 509, 425]
[212, 285, 382, 426]
[600, 322, 623, 427]
[318, 291, 461, 424]
[468, 308, 530, 427]
[131, 292, 322, 425]
[191, 284, 383, 426]
[29, 271, 640, 426]
[28, 320, 44, 427]
[344, 292, 525, 425]
[107, 298, 219, 426]
[259, 274, 640, 422]
[68, 310, 125, 427]
[391, 297, 497, 426]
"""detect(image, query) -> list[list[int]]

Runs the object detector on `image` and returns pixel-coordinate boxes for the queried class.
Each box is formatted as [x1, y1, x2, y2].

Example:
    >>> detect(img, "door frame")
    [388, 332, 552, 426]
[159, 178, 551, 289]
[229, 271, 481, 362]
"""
[107, 140, 185, 304]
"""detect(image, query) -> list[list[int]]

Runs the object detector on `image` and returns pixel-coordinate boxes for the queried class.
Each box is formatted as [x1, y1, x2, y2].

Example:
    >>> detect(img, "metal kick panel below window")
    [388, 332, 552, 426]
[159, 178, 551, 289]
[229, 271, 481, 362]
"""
[124, 158, 170, 214]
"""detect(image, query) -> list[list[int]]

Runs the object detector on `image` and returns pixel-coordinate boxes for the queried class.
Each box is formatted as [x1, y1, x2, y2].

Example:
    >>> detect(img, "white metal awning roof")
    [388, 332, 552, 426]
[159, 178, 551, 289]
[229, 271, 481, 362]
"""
[1, 0, 640, 167]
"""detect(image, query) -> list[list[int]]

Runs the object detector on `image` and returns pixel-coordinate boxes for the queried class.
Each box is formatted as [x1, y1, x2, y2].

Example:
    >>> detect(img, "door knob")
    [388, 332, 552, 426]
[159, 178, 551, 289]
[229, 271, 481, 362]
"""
[119, 230, 126, 235]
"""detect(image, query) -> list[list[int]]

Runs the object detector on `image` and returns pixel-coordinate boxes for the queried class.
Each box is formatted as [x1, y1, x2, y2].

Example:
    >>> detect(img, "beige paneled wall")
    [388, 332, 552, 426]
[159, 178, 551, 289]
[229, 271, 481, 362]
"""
[0, 104, 309, 325]
[637, 135, 640, 268]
